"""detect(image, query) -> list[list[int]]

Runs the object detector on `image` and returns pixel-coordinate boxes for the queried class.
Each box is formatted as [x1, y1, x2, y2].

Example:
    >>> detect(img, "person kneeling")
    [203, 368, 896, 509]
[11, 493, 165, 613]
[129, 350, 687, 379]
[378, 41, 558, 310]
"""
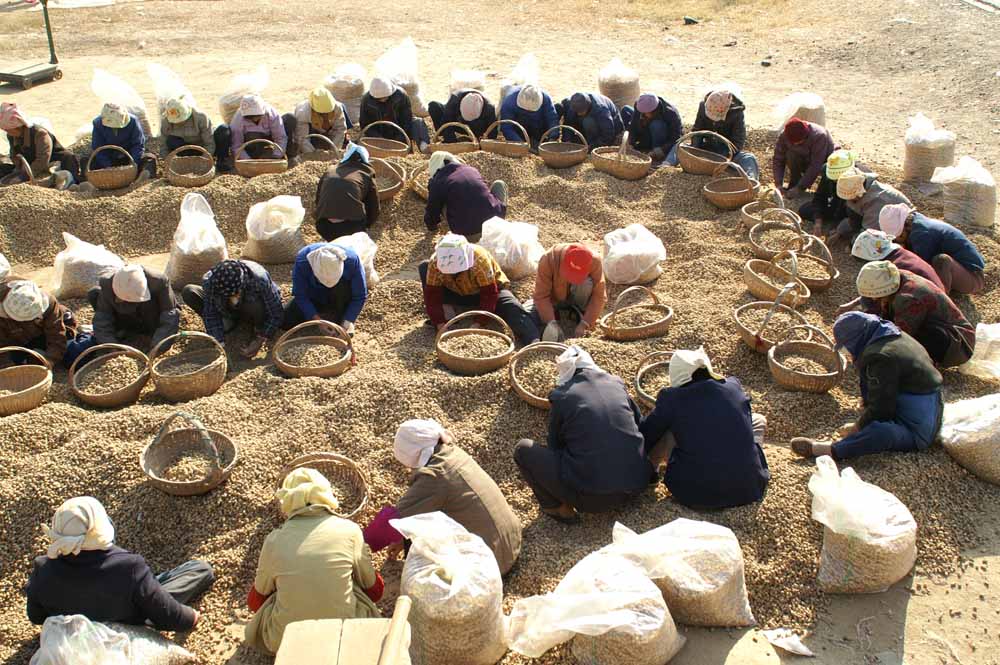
[314, 143, 380, 241]
[89, 264, 179, 353]
[529, 243, 607, 342]
[424, 151, 507, 242]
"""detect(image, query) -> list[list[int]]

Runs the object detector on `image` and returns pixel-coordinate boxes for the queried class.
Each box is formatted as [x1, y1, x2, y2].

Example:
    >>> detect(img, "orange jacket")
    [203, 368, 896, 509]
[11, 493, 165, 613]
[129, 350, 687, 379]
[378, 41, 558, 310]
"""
[533, 244, 606, 327]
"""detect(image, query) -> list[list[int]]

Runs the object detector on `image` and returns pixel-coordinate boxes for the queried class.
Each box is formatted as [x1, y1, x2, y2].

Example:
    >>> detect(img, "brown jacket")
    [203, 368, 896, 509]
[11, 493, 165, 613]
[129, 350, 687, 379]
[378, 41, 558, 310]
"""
[397, 444, 522, 575]
[533, 244, 607, 328]
[0, 280, 73, 363]
[314, 159, 380, 226]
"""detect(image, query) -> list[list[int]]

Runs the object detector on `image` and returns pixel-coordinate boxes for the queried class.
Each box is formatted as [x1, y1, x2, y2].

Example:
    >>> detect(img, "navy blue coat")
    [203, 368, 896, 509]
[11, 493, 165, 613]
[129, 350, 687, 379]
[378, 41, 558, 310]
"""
[627, 97, 682, 153]
[91, 115, 145, 169]
[559, 92, 624, 148]
[498, 85, 558, 144]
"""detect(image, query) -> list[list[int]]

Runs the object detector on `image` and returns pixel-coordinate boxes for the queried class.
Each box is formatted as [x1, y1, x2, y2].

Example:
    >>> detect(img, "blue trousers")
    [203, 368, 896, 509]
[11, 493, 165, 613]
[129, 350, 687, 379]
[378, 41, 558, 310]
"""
[833, 391, 943, 460]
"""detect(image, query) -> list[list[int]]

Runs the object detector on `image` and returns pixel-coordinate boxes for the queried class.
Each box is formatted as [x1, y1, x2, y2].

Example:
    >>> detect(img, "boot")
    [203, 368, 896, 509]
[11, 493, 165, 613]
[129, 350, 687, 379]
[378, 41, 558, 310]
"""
[791, 437, 833, 458]
[53, 170, 72, 191]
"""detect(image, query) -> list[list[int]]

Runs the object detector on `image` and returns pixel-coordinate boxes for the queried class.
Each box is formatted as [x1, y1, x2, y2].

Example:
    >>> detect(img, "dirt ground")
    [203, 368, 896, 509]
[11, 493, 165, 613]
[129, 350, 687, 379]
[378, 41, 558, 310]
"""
[2, 0, 1000, 664]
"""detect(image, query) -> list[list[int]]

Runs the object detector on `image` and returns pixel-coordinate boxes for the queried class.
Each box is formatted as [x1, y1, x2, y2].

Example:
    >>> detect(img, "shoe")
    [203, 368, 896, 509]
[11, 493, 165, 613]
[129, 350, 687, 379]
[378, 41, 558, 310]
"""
[490, 180, 509, 205]
[541, 504, 580, 525]
[74, 182, 97, 195]
[791, 437, 833, 458]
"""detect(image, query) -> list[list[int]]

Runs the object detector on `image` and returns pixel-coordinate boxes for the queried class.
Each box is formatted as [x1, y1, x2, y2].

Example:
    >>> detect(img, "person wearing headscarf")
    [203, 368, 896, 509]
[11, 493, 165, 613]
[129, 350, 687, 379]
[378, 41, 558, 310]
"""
[798, 149, 869, 235]
[853, 261, 975, 367]
[160, 96, 216, 161]
[428, 89, 498, 142]
[284, 87, 349, 161]
[244, 469, 382, 655]
[498, 84, 558, 148]
[181, 259, 284, 359]
[89, 102, 157, 184]
[419, 234, 537, 345]
[791, 312, 943, 460]
[424, 151, 507, 241]
[0, 279, 91, 368]
[513, 346, 653, 523]
[314, 143, 380, 241]
[217, 94, 290, 166]
[26, 497, 214, 630]
[624, 93, 683, 162]
[825, 167, 912, 246]
[0, 102, 78, 188]
[362, 420, 523, 575]
[669, 89, 758, 180]
[879, 203, 986, 295]
[529, 243, 607, 342]
[638, 348, 769, 509]
[88, 264, 179, 352]
[284, 242, 367, 335]
[772, 117, 836, 198]
[555, 92, 623, 149]
[359, 77, 430, 152]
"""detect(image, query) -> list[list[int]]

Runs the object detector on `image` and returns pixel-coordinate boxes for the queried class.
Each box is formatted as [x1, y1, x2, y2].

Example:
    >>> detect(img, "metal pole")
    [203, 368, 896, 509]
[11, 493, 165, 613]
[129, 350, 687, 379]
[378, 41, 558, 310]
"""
[41, 0, 58, 64]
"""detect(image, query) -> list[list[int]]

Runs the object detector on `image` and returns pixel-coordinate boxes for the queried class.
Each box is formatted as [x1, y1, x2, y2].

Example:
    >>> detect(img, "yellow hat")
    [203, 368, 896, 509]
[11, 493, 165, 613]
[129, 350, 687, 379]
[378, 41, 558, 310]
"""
[309, 87, 336, 114]
[276, 467, 340, 519]
[825, 149, 856, 181]
[856, 260, 900, 299]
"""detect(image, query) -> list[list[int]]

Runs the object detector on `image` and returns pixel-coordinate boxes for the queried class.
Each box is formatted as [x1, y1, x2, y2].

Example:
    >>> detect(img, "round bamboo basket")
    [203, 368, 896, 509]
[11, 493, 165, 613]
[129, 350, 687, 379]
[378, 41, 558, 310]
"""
[360, 121, 411, 158]
[703, 161, 760, 210]
[410, 162, 429, 200]
[278, 452, 369, 521]
[69, 343, 150, 408]
[539, 125, 589, 168]
[164, 145, 215, 187]
[427, 122, 479, 155]
[635, 350, 674, 408]
[774, 234, 838, 291]
[598, 286, 674, 341]
[86, 145, 138, 190]
[234, 139, 288, 177]
[149, 331, 227, 402]
[436, 310, 515, 375]
[674, 130, 735, 175]
[273, 320, 354, 378]
[768, 325, 847, 393]
[140, 411, 237, 496]
[748, 208, 812, 260]
[743, 250, 811, 307]
[509, 341, 569, 410]
[740, 187, 785, 230]
[300, 134, 342, 163]
[480, 120, 530, 158]
[372, 158, 405, 201]
[590, 131, 651, 180]
[732, 284, 812, 354]
[0, 347, 52, 417]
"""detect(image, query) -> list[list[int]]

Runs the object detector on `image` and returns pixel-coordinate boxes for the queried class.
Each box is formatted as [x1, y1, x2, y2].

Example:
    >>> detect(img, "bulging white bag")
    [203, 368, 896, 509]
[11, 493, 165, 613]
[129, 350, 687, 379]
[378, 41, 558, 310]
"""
[375, 38, 428, 117]
[903, 113, 955, 182]
[959, 323, 1000, 380]
[598, 58, 640, 112]
[91, 69, 151, 137]
[774, 92, 825, 129]
[500, 53, 540, 104]
[610, 519, 755, 627]
[332, 231, 380, 287]
[147, 63, 196, 135]
[51, 232, 124, 299]
[165, 193, 228, 287]
[477, 217, 544, 280]
[391, 512, 506, 665]
[30, 615, 195, 665]
[808, 456, 917, 594]
[324, 63, 367, 125]
[242, 195, 306, 264]
[450, 70, 487, 95]
[932, 156, 996, 228]
[940, 393, 1000, 486]
[602, 224, 666, 284]
[104, 623, 197, 664]
[218, 66, 269, 125]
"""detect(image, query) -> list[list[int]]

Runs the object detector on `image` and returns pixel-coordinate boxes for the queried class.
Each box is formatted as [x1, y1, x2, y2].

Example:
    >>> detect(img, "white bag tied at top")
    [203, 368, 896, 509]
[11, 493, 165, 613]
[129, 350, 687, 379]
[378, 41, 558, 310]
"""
[903, 113, 956, 182]
[477, 217, 544, 280]
[51, 232, 125, 299]
[808, 456, 917, 594]
[774, 92, 825, 129]
[390, 512, 506, 665]
[242, 195, 306, 264]
[332, 231, 380, 287]
[376, 37, 428, 118]
[959, 322, 1000, 381]
[91, 68, 152, 137]
[218, 66, 269, 125]
[324, 63, 367, 125]
[602, 223, 666, 285]
[932, 156, 997, 228]
[165, 193, 228, 288]
[598, 58, 640, 112]
[940, 393, 1000, 486]
[610, 519, 755, 627]
[500, 53, 540, 105]
[30, 615, 195, 665]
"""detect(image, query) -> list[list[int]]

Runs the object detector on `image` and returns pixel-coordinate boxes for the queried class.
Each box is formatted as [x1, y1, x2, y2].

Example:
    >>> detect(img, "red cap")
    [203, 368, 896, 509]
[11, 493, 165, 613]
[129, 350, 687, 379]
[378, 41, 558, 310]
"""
[560, 244, 593, 285]
[784, 117, 809, 144]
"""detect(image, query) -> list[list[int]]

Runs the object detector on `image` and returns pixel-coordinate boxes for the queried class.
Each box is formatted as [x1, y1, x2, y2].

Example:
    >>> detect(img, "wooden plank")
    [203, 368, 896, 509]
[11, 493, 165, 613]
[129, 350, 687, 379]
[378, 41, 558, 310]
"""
[275, 619, 344, 665]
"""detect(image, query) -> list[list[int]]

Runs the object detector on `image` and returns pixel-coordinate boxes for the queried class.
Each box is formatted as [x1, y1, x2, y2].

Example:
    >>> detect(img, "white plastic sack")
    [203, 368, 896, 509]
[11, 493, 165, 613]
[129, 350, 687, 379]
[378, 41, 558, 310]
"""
[905, 112, 955, 148]
[940, 393, 1000, 486]
[51, 232, 124, 299]
[333, 231, 380, 287]
[774, 92, 825, 129]
[147, 63, 196, 135]
[325, 63, 367, 125]
[598, 58, 640, 111]
[30, 615, 131, 665]
[391, 512, 506, 665]
[932, 156, 996, 228]
[450, 70, 487, 95]
[602, 224, 666, 284]
[610, 519, 755, 627]
[500, 53, 540, 104]
[218, 66, 269, 125]
[808, 456, 917, 593]
[959, 323, 1000, 380]
[91, 69, 151, 137]
[105, 623, 196, 664]
[165, 193, 228, 287]
[477, 217, 544, 280]
[242, 195, 306, 264]
[375, 38, 428, 117]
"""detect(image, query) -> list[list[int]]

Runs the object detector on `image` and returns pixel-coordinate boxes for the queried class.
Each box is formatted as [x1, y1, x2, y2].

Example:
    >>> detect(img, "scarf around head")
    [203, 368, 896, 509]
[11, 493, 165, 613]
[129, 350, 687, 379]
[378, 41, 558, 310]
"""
[833, 311, 901, 363]
[276, 467, 340, 519]
[210, 260, 248, 296]
[44, 497, 115, 559]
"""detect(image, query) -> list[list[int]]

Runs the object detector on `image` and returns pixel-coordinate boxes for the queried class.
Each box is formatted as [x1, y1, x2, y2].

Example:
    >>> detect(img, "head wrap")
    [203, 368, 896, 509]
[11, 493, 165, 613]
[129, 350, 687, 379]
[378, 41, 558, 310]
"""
[459, 92, 485, 122]
[209, 260, 247, 297]
[825, 149, 856, 181]
[879, 203, 915, 238]
[569, 93, 591, 115]
[435, 234, 475, 275]
[857, 260, 901, 299]
[165, 97, 192, 124]
[428, 150, 462, 178]
[783, 117, 809, 144]
[340, 141, 370, 164]
[556, 345, 601, 386]
[516, 85, 543, 113]
[669, 346, 723, 388]
[307, 244, 348, 287]
[44, 497, 115, 559]
[0, 253, 9, 281]
[836, 168, 867, 200]
[3, 280, 49, 322]
[851, 230, 899, 262]
[310, 87, 336, 114]
[704, 90, 733, 122]
[369, 77, 394, 99]
[560, 244, 593, 285]
[239, 94, 265, 117]
[635, 94, 658, 114]
[111, 265, 151, 303]
[100, 103, 129, 129]
[833, 311, 901, 362]
[276, 468, 340, 519]
[393, 419, 447, 468]
[0, 102, 28, 132]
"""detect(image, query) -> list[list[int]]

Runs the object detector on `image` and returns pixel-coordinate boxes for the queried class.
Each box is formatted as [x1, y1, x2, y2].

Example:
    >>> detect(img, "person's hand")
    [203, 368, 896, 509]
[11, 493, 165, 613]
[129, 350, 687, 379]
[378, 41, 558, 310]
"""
[239, 335, 266, 359]
[835, 302, 855, 317]
[191, 610, 200, 627]
[385, 541, 404, 560]
[344, 321, 356, 337]
[650, 147, 666, 161]
[574, 322, 590, 338]
[786, 187, 804, 199]
[835, 422, 858, 439]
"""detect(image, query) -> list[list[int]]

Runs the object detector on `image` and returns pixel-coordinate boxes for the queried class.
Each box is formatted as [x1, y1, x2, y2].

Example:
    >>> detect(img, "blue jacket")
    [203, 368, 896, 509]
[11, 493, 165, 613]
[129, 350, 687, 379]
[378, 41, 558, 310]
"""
[909, 213, 985, 273]
[499, 86, 558, 144]
[292, 243, 367, 323]
[559, 92, 623, 148]
[90, 114, 145, 169]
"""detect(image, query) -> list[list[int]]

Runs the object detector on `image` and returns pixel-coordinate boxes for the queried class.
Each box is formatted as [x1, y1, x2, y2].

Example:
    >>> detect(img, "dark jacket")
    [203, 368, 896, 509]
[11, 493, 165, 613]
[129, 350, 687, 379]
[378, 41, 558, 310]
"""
[627, 96, 682, 153]
[359, 90, 414, 141]
[640, 376, 769, 509]
[0, 281, 73, 364]
[90, 114, 145, 169]
[437, 89, 498, 141]
[909, 213, 986, 273]
[548, 368, 652, 496]
[498, 85, 559, 144]
[315, 158, 380, 226]
[855, 332, 942, 430]
[559, 92, 623, 148]
[691, 93, 747, 152]
[886, 247, 945, 291]
[424, 162, 505, 237]
[92, 268, 179, 351]
[772, 121, 835, 191]
[9, 125, 68, 177]
[201, 260, 284, 342]
[26, 547, 196, 631]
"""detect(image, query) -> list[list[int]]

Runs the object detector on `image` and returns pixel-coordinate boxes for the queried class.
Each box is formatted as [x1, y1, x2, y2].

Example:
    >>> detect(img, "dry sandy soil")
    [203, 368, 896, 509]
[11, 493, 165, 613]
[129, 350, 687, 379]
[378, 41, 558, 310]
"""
[1, 1, 1000, 664]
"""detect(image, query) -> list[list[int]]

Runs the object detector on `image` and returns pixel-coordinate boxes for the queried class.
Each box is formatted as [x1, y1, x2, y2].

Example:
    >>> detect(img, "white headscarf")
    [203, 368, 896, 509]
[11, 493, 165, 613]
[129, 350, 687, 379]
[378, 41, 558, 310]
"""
[369, 77, 394, 99]
[276, 468, 340, 519]
[0, 252, 9, 281]
[669, 346, 722, 388]
[516, 85, 543, 113]
[307, 244, 348, 287]
[3, 280, 49, 322]
[111, 265, 151, 303]
[428, 150, 462, 178]
[393, 419, 447, 468]
[44, 497, 115, 559]
[239, 94, 265, 116]
[435, 234, 475, 275]
[556, 345, 601, 386]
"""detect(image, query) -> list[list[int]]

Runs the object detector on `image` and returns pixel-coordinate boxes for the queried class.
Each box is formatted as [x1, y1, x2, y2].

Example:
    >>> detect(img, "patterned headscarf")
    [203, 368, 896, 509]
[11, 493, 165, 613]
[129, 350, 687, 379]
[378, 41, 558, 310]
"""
[209, 260, 247, 296]
[704, 90, 733, 122]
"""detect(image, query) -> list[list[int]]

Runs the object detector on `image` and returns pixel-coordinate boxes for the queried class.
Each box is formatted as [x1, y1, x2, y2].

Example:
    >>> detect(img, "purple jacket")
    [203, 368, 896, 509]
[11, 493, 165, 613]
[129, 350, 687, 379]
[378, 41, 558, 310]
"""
[230, 105, 287, 159]
[772, 122, 835, 191]
[424, 163, 506, 237]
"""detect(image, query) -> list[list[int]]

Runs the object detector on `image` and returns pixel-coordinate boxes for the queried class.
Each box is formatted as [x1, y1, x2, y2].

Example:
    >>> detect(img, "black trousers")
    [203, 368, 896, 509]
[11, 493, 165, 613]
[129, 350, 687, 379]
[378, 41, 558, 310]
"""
[316, 218, 368, 242]
[281, 282, 353, 329]
[164, 135, 215, 158]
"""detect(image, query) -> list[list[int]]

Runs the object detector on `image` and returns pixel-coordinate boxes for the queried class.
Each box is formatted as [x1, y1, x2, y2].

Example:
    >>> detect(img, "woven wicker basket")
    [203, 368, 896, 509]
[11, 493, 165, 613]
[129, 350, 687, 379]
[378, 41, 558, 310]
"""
[300, 134, 342, 163]
[140, 411, 237, 496]
[774, 234, 838, 291]
[69, 343, 150, 409]
[509, 341, 569, 410]
[703, 161, 760, 210]
[590, 132, 651, 181]
[539, 125, 589, 169]
[86, 145, 138, 190]
[360, 121, 411, 158]
[278, 452, 369, 521]
[740, 187, 786, 230]
[427, 122, 479, 155]
[164, 145, 215, 188]
[436, 311, 515, 375]
[0, 347, 52, 417]
[273, 320, 354, 378]
[149, 331, 227, 402]
[743, 250, 811, 307]
[748, 208, 812, 260]
[372, 158, 405, 201]
[410, 162, 429, 200]
[598, 286, 674, 341]
[235, 139, 288, 177]
[674, 131, 735, 175]
[733, 284, 812, 354]
[635, 350, 674, 408]
[768, 325, 846, 393]
[480, 120, 530, 158]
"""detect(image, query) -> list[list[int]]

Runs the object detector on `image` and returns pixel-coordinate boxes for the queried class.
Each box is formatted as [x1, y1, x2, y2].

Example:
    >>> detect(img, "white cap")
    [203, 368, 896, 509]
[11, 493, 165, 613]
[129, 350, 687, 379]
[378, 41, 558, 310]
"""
[516, 85, 543, 113]
[0, 253, 9, 281]
[239, 94, 265, 116]
[851, 230, 900, 262]
[393, 419, 446, 468]
[111, 265, 151, 303]
[307, 244, 348, 287]
[369, 77, 394, 99]
[3, 280, 49, 322]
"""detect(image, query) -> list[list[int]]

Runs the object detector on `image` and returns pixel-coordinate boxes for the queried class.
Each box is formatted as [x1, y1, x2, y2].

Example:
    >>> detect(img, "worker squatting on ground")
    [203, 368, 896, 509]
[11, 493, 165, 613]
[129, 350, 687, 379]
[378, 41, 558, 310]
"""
[283, 87, 350, 161]
[527, 242, 607, 343]
[772, 116, 836, 199]
[841, 229, 946, 314]
[284, 242, 368, 334]
[89, 103, 158, 186]
[359, 77, 430, 152]
[555, 91, 624, 149]
[828, 166, 912, 246]
[428, 89, 497, 142]
[498, 84, 559, 149]
[666, 89, 760, 180]
[313, 143, 380, 241]
[0, 279, 92, 368]
[159, 96, 217, 162]
[625, 93, 683, 162]
[216, 94, 289, 170]
[0, 102, 77, 188]
[88, 264, 180, 353]
[424, 151, 508, 241]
